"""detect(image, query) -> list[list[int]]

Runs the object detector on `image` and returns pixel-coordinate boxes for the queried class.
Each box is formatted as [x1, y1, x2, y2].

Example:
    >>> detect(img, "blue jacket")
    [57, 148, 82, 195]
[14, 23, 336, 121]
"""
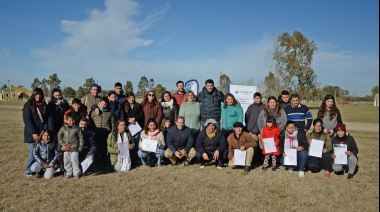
[166, 126, 194, 153]
[79, 129, 97, 159]
[197, 87, 224, 122]
[22, 102, 54, 143]
[33, 140, 58, 165]
[221, 104, 243, 131]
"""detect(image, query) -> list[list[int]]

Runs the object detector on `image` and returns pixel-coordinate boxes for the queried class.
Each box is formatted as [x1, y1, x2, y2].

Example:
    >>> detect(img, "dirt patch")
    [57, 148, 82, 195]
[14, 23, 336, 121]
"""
[345, 122, 379, 133]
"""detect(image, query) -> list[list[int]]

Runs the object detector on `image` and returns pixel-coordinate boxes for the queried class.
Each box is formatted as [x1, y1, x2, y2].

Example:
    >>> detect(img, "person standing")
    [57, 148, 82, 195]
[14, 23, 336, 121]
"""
[47, 88, 70, 140]
[179, 90, 201, 140]
[258, 96, 287, 132]
[114, 82, 126, 104]
[278, 90, 291, 109]
[141, 91, 163, 128]
[221, 93, 243, 139]
[284, 94, 313, 135]
[197, 79, 224, 128]
[317, 94, 342, 138]
[172, 80, 187, 108]
[161, 91, 179, 126]
[81, 83, 101, 114]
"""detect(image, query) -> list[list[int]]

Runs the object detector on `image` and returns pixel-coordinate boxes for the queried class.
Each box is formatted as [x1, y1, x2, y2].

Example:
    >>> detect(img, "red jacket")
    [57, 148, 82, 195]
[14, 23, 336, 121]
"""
[260, 125, 281, 155]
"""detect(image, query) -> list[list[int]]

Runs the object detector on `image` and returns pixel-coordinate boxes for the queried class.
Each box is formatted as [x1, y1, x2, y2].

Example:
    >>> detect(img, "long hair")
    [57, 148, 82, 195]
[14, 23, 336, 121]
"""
[265, 96, 281, 117]
[141, 90, 159, 108]
[223, 93, 238, 108]
[144, 118, 160, 134]
[183, 90, 196, 103]
[123, 92, 140, 113]
[318, 94, 340, 120]
[161, 91, 173, 103]
[160, 117, 171, 132]
[113, 120, 128, 137]
[50, 88, 62, 99]
[23, 88, 47, 115]
[35, 129, 55, 147]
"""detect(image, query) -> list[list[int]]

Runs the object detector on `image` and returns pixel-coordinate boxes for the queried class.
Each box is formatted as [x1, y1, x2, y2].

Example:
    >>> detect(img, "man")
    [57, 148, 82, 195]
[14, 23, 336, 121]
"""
[114, 82, 126, 104]
[78, 118, 97, 164]
[172, 80, 187, 107]
[284, 94, 313, 134]
[81, 83, 101, 113]
[245, 92, 265, 166]
[227, 122, 257, 173]
[165, 116, 196, 166]
[195, 119, 227, 169]
[197, 79, 224, 128]
[278, 90, 291, 109]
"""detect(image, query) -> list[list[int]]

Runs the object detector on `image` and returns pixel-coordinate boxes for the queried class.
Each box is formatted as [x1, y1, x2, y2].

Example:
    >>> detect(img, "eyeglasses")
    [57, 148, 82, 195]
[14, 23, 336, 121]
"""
[148, 94, 155, 96]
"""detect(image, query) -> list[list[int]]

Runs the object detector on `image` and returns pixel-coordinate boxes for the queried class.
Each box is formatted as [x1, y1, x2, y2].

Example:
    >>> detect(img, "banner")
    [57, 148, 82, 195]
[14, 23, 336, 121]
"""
[185, 79, 199, 95]
[228, 84, 258, 125]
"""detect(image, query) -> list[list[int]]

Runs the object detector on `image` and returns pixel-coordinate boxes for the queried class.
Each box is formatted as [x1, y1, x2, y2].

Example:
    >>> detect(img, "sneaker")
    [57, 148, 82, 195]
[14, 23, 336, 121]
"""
[299, 171, 305, 177]
[199, 165, 205, 169]
[262, 167, 267, 171]
[36, 174, 43, 178]
[216, 166, 223, 170]
[272, 167, 276, 171]
[324, 171, 331, 178]
[26, 173, 33, 177]
[74, 176, 80, 179]
[288, 167, 294, 172]
[347, 173, 354, 179]
[243, 166, 251, 173]
[183, 160, 189, 167]
[64, 175, 72, 179]
[334, 170, 344, 175]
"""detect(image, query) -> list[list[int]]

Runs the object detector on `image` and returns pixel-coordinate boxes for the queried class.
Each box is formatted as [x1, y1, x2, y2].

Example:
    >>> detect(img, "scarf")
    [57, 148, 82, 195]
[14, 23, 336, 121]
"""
[148, 129, 160, 140]
[117, 132, 131, 171]
[206, 129, 216, 139]
[284, 130, 299, 149]
[161, 99, 174, 109]
[35, 101, 43, 106]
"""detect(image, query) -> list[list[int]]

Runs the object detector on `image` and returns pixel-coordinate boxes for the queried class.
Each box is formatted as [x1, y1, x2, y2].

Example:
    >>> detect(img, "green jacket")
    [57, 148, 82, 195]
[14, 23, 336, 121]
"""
[89, 109, 115, 135]
[58, 124, 84, 152]
[307, 131, 332, 152]
[107, 132, 134, 165]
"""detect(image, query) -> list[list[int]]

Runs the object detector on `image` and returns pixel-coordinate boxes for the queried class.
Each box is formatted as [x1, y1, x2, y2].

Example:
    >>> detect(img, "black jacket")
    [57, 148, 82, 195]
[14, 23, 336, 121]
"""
[197, 87, 224, 122]
[166, 126, 194, 153]
[196, 128, 227, 154]
[22, 102, 54, 143]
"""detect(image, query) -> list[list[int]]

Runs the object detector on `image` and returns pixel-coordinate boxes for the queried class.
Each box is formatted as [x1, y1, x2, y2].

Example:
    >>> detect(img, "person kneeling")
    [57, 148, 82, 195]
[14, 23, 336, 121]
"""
[138, 119, 165, 167]
[32, 129, 58, 179]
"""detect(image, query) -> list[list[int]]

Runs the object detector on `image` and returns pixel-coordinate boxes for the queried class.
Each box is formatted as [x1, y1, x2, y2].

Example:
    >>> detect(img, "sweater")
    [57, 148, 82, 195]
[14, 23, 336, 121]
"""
[172, 91, 187, 108]
[139, 131, 166, 150]
[221, 104, 243, 131]
[317, 110, 342, 132]
[227, 131, 257, 160]
[179, 101, 201, 132]
[284, 104, 313, 131]
[257, 108, 287, 132]
[245, 102, 265, 134]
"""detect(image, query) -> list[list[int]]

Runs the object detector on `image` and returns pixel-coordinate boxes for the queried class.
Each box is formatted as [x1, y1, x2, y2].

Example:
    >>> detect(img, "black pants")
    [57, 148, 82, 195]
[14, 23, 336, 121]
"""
[308, 153, 333, 172]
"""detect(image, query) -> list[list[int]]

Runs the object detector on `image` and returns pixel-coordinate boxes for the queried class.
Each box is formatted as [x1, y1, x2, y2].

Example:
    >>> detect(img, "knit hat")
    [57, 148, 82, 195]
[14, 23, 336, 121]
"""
[204, 119, 217, 127]
[336, 123, 346, 133]
[233, 122, 244, 128]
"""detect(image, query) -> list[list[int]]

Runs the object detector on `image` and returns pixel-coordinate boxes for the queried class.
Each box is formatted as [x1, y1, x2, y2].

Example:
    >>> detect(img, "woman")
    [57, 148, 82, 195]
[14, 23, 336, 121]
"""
[138, 119, 165, 167]
[179, 91, 201, 138]
[161, 91, 179, 126]
[306, 118, 333, 178]
[221, 93, 243, 139]
[141, 91, 163, 128]
[107, 120, 134, 172]
[317, 94, 342, 138]
[22, 88, 53, 176]
[258, 96, 287, 132]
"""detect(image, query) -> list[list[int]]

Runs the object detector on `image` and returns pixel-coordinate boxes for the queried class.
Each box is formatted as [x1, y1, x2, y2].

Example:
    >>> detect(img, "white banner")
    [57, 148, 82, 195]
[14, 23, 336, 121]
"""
[228, 84, 258, 125]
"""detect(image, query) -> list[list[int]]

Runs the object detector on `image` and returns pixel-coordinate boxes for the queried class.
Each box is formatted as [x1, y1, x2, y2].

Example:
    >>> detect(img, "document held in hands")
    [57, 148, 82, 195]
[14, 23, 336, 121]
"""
[263, 137, 277, 154]
[334, 145, 348, 165]
[141, 139, 158, 152]
[233, 149, 246, 166]
[284, 148, 297, 166]
[308, 139, 324, 158]
[118, 142, 130, 159]
[81, 156, 93, 174]
[128, 123, 142, 136]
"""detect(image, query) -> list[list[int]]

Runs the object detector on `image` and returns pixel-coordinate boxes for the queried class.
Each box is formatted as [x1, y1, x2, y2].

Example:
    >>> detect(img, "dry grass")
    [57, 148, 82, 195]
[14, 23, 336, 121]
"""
[0, 101, 379, 211]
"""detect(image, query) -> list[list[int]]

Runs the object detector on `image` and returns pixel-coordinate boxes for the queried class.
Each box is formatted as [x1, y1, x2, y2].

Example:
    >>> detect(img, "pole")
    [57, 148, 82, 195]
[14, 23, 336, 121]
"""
[7, 80, 10, 101]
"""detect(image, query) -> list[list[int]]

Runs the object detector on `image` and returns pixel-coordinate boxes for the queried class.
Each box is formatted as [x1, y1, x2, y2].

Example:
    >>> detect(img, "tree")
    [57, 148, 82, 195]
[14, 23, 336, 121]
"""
[76, 86, 85, 98]
[83, 78, 95, 94]
[218, 73, 231, 94]
[1, 84, 7, 90]
[372, 85, 379, 98]
[153, 84, 166, 100]
[31, 78, 41, 90]
[148, 78, 155, 91]
[47, 73, 61, 90]
[264, 71, 278, 97]
[136, 76, 148, 98]
[124, 80, 133, 93]
[63, 86, 76, 99]
[270, 31, 318, 101]
[41, 79, 49, 96]
[321, 85, 347, 99]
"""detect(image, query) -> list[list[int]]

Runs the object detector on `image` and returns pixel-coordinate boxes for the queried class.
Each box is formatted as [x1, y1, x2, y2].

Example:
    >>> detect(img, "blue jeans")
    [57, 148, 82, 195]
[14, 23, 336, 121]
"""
[138, 149, 165, 166]
[25, 143, 34, 174]
[280, 149, 308, 171]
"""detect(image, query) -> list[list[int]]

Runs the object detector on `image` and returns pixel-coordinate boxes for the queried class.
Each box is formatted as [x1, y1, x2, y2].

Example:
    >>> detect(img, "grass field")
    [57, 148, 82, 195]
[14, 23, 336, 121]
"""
[0, 101, 378, 211]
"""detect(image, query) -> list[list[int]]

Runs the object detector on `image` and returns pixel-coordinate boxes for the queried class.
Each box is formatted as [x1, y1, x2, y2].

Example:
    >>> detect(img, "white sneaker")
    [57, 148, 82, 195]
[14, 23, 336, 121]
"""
[299, 171, 305, 177]
[216, 166, 223, 170]
[199, 165, 205, 169]
[288, 167, 294, 172]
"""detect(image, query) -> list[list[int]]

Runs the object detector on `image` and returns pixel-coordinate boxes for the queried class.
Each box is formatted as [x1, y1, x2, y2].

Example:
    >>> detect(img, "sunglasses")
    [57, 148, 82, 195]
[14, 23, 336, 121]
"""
[148, 93, 155, 96]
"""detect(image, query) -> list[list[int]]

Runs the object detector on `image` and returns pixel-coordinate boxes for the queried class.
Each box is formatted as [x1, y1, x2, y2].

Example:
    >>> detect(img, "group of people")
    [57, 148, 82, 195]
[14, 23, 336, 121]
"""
[23, 79, 359, 180]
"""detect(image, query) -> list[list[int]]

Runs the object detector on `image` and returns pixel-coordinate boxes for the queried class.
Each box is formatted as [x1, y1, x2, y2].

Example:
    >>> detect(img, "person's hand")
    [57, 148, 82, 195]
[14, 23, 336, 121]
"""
[95, 108, 100, 116]
[43, 164, 50, 168]
[182, 150, 187, 157]
[86, 155, 93, 160]
[323, 129, 329, 134]
[116, 149, 120, 154]
[296, 146, 304, 152]
[139, 147, 143, 151]
[48, 163, 54, 168]
[283, 153, 287, 157]
[213, 150, 220, 160]
[128, 118, 135, 124]
[332, 154, 336, 159]
[61, 144, 71, 152]
[175, 151, 182, 159]
[202, 153, 209, 161]
[328, 130, 334, 137]
[308, 139, 311, 144]
[126, 144, 131, 150]
[345, 151, 352, 156]
[158, 140, 162, 147]
[240, 146, 245, 151]
[322, 148, 328, 153]
[274, 143, 279, 147]
[32, 134, 39, 142]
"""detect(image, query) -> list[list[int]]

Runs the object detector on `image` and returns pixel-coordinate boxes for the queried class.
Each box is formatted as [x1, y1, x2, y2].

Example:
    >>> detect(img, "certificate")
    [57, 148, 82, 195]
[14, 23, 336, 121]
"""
[334, 146, 348, 165]
[81, 156, 93, 174]
[284, 148, 297, 166]
[263, 137, 277, 153]
[308, 139, 324, 158]
[141, 139, 158, 153]
[128, 122, 142, 136]
[118, 142, 130, 159]
[233, 149, 246, 166]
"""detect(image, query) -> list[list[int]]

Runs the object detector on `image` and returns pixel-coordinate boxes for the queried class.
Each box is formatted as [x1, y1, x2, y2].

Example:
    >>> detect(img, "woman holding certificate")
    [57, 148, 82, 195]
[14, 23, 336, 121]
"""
[331, 123, 359, 179]
[317, 94, 342, 138]
[138, 118, 165, 167]
[306, 118, 333, 178]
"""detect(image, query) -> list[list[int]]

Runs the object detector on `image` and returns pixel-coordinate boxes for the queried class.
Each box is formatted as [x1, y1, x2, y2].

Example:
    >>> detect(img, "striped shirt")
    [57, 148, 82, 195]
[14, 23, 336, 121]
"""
[284, 104, 313, 131]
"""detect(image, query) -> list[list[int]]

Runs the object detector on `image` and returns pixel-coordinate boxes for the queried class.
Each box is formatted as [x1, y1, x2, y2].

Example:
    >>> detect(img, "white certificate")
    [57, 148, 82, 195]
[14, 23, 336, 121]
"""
[80, 156, 93, 174]
[118, 142, 130, 159]
[308, 139, 324, 158]
[334, 146, 348, 165]
[141, 139, 158, 153]
[128, 122, 142, 136]
[263, 137, 277, 153]
[233, 149, 246, 166]
[284, 148, 297, 166]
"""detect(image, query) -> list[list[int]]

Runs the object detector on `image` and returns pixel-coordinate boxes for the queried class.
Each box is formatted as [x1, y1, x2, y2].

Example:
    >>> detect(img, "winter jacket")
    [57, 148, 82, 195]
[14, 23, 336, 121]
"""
[81, 94, 101, 114]
[257, 108, 287, 132]
[117, 102, 144, 129]
[63, 105, 88, 125]
[179, 101, 201, 133]
[33, 140, 58, 165]
[57, 124, 84, 152]
[108, 101, 120, 121]
[331, 135, 359, 155]
[280, 130, 308, 154]
[79, 129, 97, 158]
[166, 126, 194, 153]
[48, 98, 70, 134]
[172, 91, 187, 108]
[142, 102, 163, 127]
[89, 107, 115, 135]
[196, 128, 227, 154]
[22, 102, 54, 144]
[307, 131, 332, 152]
[278, 96, 291, 109]
[245, 102, 265, 134]
[197, 87, 224, 122]
[139, 131, 166, 150]
[260, 125, 281, 155]
[221, 104, 243, 131]
[107, 131, 134, 165]
[227, 131, 257, 160]
[116, 93, 126, 104]
[161, 99, 179, 125]
[284, 104, 313, 131]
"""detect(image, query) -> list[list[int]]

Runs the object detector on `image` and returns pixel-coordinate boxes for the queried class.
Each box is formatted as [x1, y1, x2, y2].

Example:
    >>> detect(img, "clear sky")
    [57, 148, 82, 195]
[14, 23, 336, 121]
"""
[0, 0, 378, 96]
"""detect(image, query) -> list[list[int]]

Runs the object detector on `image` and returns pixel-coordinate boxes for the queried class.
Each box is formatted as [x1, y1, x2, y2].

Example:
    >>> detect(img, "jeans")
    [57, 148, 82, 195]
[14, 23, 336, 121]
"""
[25, 143, 34, 174]
[31, 162, 55, 179]
[138, 149, 165, 166]
[280, 149, 308, 171]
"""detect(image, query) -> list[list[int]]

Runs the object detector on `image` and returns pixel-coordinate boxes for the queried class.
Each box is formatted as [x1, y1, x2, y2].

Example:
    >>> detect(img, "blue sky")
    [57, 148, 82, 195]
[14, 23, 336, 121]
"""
[0, 0, 378, 96]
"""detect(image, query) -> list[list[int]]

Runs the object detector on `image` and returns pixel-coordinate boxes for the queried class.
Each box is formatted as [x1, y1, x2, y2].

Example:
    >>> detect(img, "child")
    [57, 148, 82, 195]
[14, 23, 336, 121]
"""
[58, 114, 84, 178]
[64, 98, 88, 124]
[260, 116, 281, 171]
[160, 118, 172, 141]
[280, 120, 309, 177]
[31, 129, 58, 179]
